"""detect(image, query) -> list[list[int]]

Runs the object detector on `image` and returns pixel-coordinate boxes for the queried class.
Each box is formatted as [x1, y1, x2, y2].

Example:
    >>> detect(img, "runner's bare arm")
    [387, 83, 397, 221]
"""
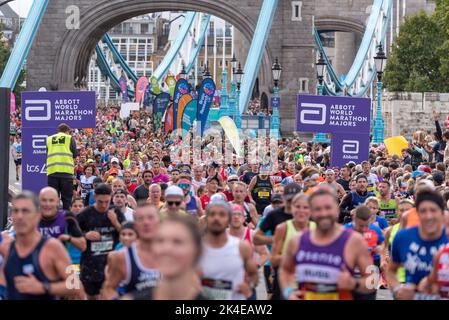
[248, 203, 260, 226]
[279, 234, 301, 299]
[254, 244, 270, 268]
[13, 239, 80, 298]
[351, 233, 376, 294]
[253, 228, 273, 246]
[270, 223, 287, 268]
[419, 251, 441, 295]
[101, 250, 126, 299]
[196, 197, 204, 217]
[240, 241, 258, 287]
[247, 176, 257, 203]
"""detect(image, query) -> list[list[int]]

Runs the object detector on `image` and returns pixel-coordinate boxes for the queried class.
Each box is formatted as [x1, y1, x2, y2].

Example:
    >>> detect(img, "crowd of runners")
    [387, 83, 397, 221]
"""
[2, 105, 449, 300]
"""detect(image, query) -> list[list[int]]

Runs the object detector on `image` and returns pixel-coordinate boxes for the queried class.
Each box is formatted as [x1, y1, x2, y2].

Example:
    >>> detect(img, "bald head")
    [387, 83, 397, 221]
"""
[39, 187, 60, 218]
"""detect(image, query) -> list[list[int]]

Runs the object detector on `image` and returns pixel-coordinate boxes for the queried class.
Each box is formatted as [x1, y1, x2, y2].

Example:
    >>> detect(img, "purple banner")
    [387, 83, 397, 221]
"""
[296, 95, 371, 167]
[296, 95, 370, 134]
[21, 127, 56, 192]
[331, 132, 371, 168]
[197, 78, 216, 135]
[21, 91, 96, 194]
[119, 76, 129, 102]
[21, 91, 96, 128]
[271, 96, 280, 109]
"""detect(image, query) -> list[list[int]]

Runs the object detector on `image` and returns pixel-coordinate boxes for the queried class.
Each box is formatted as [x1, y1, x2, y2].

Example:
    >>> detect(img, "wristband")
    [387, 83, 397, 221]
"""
[283, 287, 294, 299]
[43, 281, 52, 295]
[391, 284, 403, 299]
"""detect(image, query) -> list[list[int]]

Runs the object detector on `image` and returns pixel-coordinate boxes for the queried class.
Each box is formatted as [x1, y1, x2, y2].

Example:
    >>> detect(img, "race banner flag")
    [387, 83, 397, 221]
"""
[10, 92, 15, 113]
[135, 77, 149, 104]
[150, 75, 160, 95]
[218, 116, 243, 157]
[166, 75, 177, 98]
[119, 75, 129, 102]
[197, 78, 216, 135]
[143, 83, 152, 108]
[153, 92, 171, 132]
[164, 103, 174, 134]
[181, 99, 198, 138]
[172, 79, 190, 130]
[176, 94, 193, 132]
[384, 136, 408, 157]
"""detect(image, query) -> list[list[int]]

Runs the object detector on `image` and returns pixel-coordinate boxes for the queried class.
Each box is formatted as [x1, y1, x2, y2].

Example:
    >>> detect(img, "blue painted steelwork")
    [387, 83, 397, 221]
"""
[95, 45, 135, 99]
[153, 12, 197, 80]
[314, 0, 392, 97]
[239, 0, 278, 114]
[0, 0, 49, 89]
[102, 34, 138, 83]
[185, 14, 211, 74]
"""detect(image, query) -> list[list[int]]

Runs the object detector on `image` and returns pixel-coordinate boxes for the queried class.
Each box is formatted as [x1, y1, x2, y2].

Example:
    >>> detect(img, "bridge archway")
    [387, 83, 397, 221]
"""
[51, 0, 273, 93]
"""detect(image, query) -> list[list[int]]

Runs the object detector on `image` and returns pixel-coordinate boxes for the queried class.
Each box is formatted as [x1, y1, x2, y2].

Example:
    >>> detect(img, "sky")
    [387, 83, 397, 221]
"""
[9, 0, 32, 18]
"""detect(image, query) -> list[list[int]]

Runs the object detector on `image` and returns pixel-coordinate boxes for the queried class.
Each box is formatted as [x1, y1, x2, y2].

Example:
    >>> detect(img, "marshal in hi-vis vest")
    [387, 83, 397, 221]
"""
[46, 132, 74, 176]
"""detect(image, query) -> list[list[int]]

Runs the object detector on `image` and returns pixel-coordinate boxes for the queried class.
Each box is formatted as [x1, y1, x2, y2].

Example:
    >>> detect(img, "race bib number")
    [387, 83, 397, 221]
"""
[91, 241, 113, 253]
[258, 191, 270, 198]
[201, 278, 233, 300]
[304, 291, 339, 300]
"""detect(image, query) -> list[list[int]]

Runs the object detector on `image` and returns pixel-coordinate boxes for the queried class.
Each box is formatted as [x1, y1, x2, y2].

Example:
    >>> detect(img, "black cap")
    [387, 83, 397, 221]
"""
[94, 183, 112, 195]
[271, 194, 283, 203]
[207, 176, 220, 184]
[113, 189, 128, 196]
[284, 183, 302, 200]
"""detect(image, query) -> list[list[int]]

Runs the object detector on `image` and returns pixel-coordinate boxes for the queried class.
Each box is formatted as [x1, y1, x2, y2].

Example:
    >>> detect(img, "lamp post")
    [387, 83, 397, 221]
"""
[179, 61, 187, 80]
[270, 57, 282, 138]
[313, 52, 329, 143]
[219, 61, 229, 118]
[234, 62, 244, 129]
[228, 53, 238, 121]
[372, 44, 387, 145]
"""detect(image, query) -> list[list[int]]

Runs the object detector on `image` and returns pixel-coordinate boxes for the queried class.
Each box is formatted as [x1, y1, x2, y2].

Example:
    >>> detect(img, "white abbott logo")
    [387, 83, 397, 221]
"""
[342, 140, 359, 154]
[299, 103, 326, 125]
[32, 135, 47, 149]
[24, 100, 51, 121]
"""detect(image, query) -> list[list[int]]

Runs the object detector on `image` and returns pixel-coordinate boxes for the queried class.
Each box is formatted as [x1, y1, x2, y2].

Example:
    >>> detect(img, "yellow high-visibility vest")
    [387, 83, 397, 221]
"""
[46, 132, 75, 176]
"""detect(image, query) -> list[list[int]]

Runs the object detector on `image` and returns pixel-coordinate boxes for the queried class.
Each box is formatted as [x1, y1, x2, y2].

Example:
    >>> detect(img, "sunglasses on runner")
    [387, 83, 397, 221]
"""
[167, 201, 182, 206]
[178, 183, 191, 189]
[228, 179, 238, 183]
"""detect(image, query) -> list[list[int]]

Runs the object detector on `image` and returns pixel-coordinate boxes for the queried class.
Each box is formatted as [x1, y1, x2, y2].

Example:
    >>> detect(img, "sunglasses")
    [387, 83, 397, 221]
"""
[167, 201, 182, 206]
[228, 179, 238, 183]
[178, 183, 191, 189]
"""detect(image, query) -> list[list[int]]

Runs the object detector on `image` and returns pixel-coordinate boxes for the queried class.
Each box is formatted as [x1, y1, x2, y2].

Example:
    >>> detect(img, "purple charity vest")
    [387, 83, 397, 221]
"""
[294, 229, 353, 300]
[39, 209, 68, 239]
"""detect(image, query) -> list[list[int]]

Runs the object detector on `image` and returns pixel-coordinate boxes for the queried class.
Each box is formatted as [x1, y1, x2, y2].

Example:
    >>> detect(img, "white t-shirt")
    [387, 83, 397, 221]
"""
[124, 207, 135, 221]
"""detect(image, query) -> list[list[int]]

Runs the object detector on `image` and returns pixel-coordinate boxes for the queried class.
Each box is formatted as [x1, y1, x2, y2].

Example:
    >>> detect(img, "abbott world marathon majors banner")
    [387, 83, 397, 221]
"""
[296, 95, 371, 167]
[21, 91, 96, 193]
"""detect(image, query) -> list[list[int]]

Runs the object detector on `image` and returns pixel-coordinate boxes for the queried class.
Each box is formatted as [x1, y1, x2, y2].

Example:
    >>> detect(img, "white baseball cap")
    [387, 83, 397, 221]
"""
[111, 157, 119, 163]
[165, 186, 184, 198]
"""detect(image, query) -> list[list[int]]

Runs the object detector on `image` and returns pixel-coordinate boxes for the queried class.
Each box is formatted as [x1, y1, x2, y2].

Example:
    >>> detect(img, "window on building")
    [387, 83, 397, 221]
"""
[299, 78, 309, 93]
[291, 1, 302, 21]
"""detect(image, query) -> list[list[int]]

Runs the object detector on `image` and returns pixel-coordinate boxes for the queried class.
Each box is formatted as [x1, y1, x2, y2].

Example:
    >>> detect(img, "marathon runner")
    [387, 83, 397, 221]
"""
[231, 181, 259, 227]
[76, 183, 125, 300]
[228, 204, 269, 299]
[339, 175, 375, 223]
[199, 200, 258, 300]
[336, 165, 352, 193]
[344, 205, 384, 300]
[178, 175, 204, 218]
[2, 192, 82, 300]
[38, 187, 86, 252]
[279, 189, 374, 300]
[319, 169, 346, 200]
[147, 184, 165, 210]
[253, 183, 302, 300]
[159, 186, 188, 219]
[248, 164, 274, 215]
[387, 189, 448, 299]
[125, 216, 206, 300]
[271, 194, 313, 268]
[102, 204, 161, 299]
[377, 181, 398, 223]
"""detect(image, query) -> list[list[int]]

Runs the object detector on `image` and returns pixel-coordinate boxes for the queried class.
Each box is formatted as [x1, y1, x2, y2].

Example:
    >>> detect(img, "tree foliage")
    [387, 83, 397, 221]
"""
[0, 24, 26, 106]
[383, 2, 449, 92]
